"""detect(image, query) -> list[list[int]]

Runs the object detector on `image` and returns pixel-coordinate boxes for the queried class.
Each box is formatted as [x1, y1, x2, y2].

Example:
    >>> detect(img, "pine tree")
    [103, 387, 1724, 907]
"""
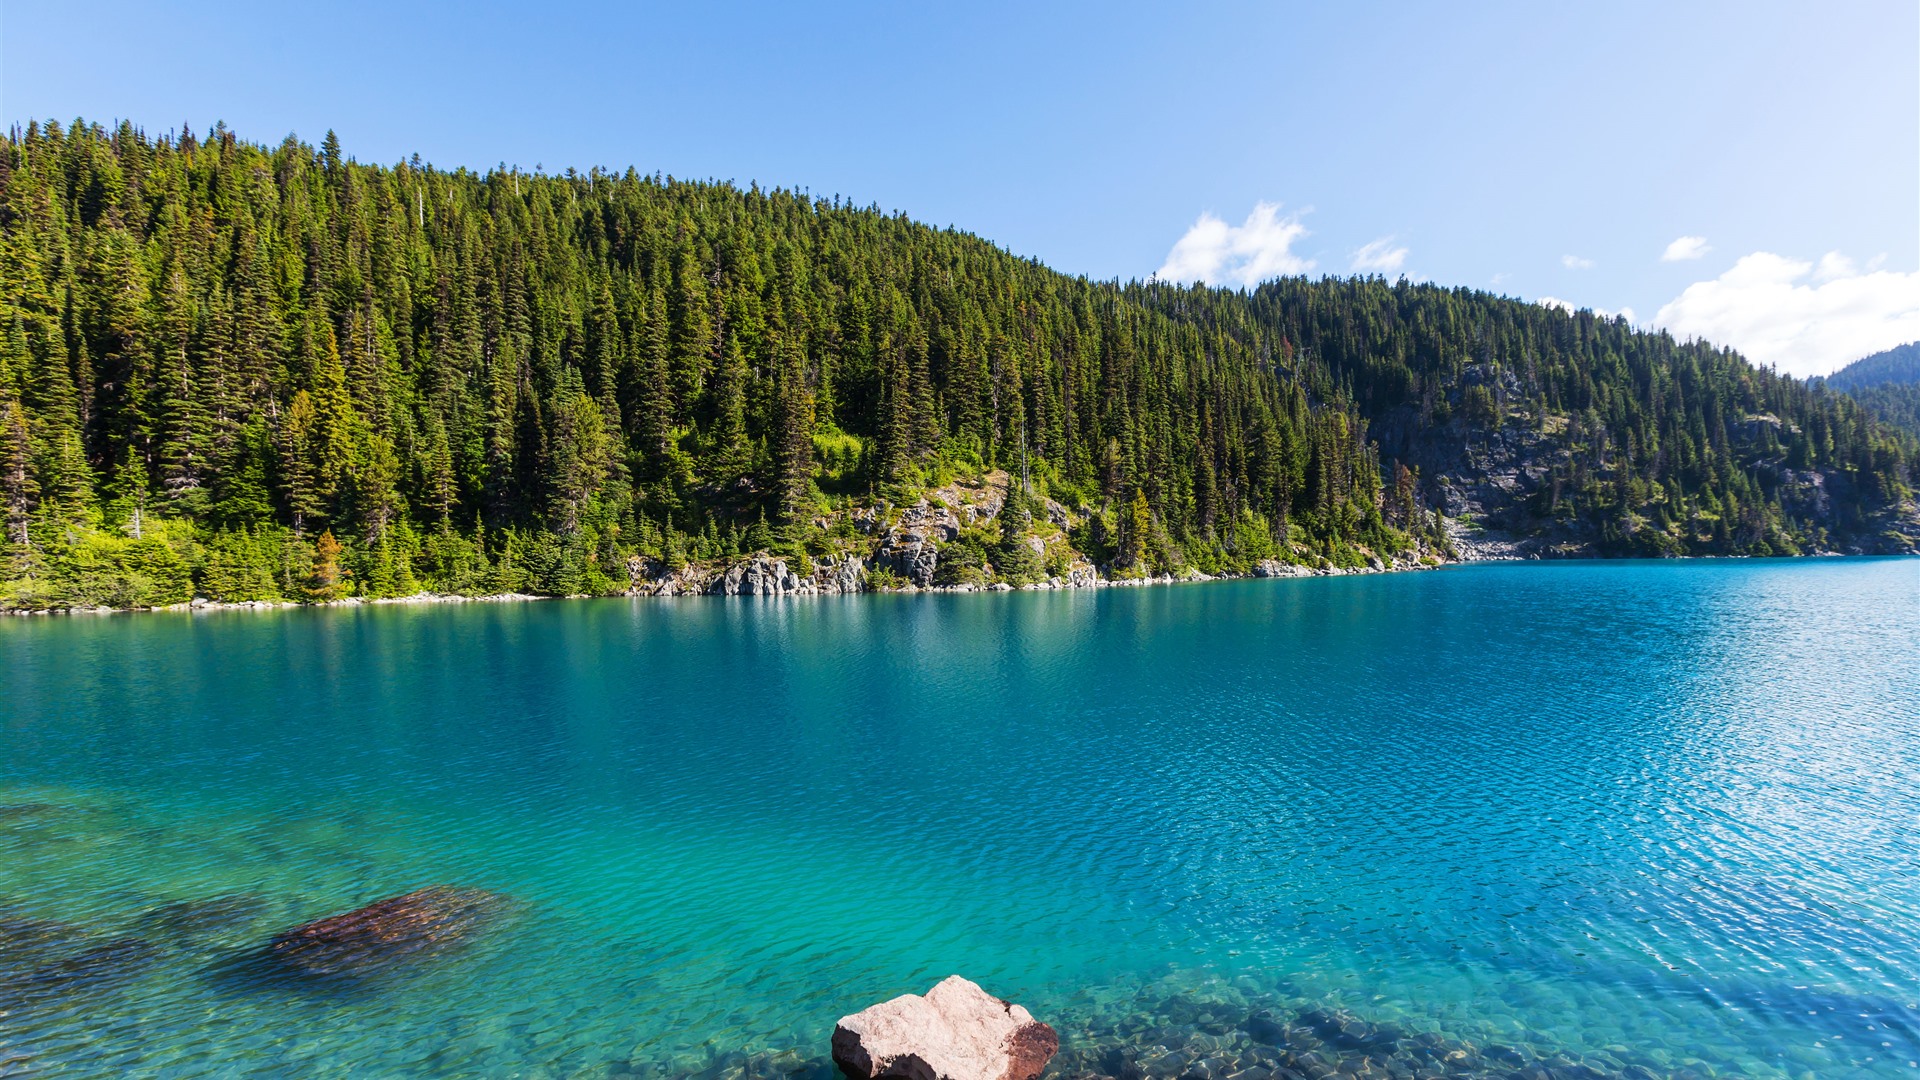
[994, 484, 1041, 584]
[546, 369, 611, 534]
[706, 331, 750, 482]
[633, 282, 674, 462]
[1, 393, 35, 550]
[668, 246, 713, 423]
[423, 412, 458, 533]
[771, 330, 815, 525]
[279, 390, 322, 535]
[354, 432, 404, 543]
[304, 315, 357, 517]
[1121, 489, 1151, 570]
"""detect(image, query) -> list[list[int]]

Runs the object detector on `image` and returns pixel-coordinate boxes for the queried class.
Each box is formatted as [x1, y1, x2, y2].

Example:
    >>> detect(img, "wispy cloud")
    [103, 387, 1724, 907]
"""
[1661, 235, 1710, 262]
[1654, 251, 1920, 377]
[1562, 254, 1595, 270]
[1156, 202, 1314, 288]
[1539, 296, 1636, 323]
[1350, 237, 1408, 275]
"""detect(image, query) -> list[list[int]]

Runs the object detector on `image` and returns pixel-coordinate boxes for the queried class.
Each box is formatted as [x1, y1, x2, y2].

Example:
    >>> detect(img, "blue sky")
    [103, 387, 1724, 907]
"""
[4, 1, 1915, 375]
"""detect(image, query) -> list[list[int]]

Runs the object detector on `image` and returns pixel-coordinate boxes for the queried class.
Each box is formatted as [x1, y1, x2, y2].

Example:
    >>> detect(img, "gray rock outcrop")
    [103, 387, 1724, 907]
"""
[626, 556, 713, 596]
[876, 500, 962, 587]
[631, 551, 872, 596]
[881, 540, 940, 587]
[831, 975, 1057, 1080]
[816, 555, 866, 594]
[1251, 560, 1311, 578]
[714, 555, 811, 596]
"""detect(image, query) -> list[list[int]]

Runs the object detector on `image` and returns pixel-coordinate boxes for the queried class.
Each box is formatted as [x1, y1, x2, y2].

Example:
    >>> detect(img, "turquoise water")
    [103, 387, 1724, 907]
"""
[1, 560, 1917, 1079]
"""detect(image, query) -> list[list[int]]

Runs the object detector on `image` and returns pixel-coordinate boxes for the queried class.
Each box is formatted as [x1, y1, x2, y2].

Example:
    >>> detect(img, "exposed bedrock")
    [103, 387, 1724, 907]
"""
[714, 555, 811, 596]
[630, 553, 868, 595]
[832, 975, 1057, 1080]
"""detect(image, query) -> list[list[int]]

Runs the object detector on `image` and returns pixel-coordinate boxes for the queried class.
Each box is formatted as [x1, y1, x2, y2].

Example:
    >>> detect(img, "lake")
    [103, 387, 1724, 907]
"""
[1, 560, 1917, 1079]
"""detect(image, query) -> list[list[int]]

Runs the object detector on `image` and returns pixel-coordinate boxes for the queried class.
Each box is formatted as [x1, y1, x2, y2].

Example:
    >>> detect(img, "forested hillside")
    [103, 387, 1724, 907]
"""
[1, 120, 1914, 608]
[1819, 342, 1920, 439]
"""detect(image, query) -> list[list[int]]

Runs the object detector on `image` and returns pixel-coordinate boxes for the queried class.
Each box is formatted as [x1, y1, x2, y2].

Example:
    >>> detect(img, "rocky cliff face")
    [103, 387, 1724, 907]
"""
[865, 473, 1059, 587]
[874, 501, 958, 587]
[1371, 401, 1920, 558]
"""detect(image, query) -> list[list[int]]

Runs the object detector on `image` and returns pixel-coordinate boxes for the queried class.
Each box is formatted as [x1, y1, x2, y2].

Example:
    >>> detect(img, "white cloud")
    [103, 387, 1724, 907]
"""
[1350, 237, 1408, 275]
[1814, 252, 1855, 281]
[1539, 296, 1636, 323]
[1662, 235, 1710, 262]
[1156, 202, 1314, 287]
[1490, 272, 1510, 288]
[1562, 254, 1595, 270]
[1654, 251, 1920, 377]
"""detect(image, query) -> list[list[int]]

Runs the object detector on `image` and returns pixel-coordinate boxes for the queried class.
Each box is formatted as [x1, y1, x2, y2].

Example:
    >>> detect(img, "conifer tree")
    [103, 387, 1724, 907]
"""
[771, 330, 815, 524]
[1121, 489, 1151, 570]
[994, 485, 1041, 584]
[706, 332, 750, 482]
[632, 282, 674, 462]
[308, 528, 348, 600]
[1, 393, 34, 549]
[279, 390, 322, 535]
[423, 412, 458, 533]
[546, 370, 611, 534]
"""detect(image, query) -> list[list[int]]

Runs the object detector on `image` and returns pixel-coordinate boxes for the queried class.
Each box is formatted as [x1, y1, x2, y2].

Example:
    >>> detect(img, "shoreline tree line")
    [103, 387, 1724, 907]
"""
[0, 120, 1910, 607]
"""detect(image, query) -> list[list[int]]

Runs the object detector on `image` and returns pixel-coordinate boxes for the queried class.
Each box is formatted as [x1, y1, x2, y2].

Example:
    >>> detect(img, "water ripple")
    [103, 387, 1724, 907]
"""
[0, 559, 1916, 1077]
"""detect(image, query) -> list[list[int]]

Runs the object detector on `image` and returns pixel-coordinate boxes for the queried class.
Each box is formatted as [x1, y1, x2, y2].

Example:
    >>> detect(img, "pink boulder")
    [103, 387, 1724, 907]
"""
[831, 975, 1058, 1080]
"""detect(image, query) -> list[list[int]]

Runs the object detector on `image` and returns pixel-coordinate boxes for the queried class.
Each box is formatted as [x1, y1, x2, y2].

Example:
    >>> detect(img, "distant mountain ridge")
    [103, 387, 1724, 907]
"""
[1818, 342, 1920, 439]
[1823, 342, 1920, 391]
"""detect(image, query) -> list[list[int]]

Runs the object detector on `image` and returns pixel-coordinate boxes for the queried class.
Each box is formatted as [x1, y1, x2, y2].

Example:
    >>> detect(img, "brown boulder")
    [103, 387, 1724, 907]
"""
[267, 886, 507, 977]
[832, 975, 1057, 1080]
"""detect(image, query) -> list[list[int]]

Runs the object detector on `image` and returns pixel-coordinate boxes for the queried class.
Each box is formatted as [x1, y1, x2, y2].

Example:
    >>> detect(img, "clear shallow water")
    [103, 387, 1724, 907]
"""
[1, 559, 1917, 1079]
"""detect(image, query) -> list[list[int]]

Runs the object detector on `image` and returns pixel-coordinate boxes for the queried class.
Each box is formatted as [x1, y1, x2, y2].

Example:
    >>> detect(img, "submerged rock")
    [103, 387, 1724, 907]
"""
[132, 893, 269, 944]
[33, 937, 160, 984]
[0, 914, 96, 976]
[832, 975, 1057, 1080]
[266, 886, 508, 977]
[4, 936, 162, 1005]
[1242, 1008, 1286, 1046]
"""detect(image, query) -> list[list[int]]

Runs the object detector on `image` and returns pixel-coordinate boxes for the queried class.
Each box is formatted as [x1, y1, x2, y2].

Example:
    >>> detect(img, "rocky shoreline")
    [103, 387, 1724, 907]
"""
[15, 463, 1911, 616]
[16, 545, 1920, 616]
[1, 553, 1444, 616]
[2, 591, 557, 616]
[624, 547, 1441, 600]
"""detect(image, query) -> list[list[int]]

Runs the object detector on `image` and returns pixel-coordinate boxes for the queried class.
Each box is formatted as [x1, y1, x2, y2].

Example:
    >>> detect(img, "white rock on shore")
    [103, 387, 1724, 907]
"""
[831, 975, 1057, 1080]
